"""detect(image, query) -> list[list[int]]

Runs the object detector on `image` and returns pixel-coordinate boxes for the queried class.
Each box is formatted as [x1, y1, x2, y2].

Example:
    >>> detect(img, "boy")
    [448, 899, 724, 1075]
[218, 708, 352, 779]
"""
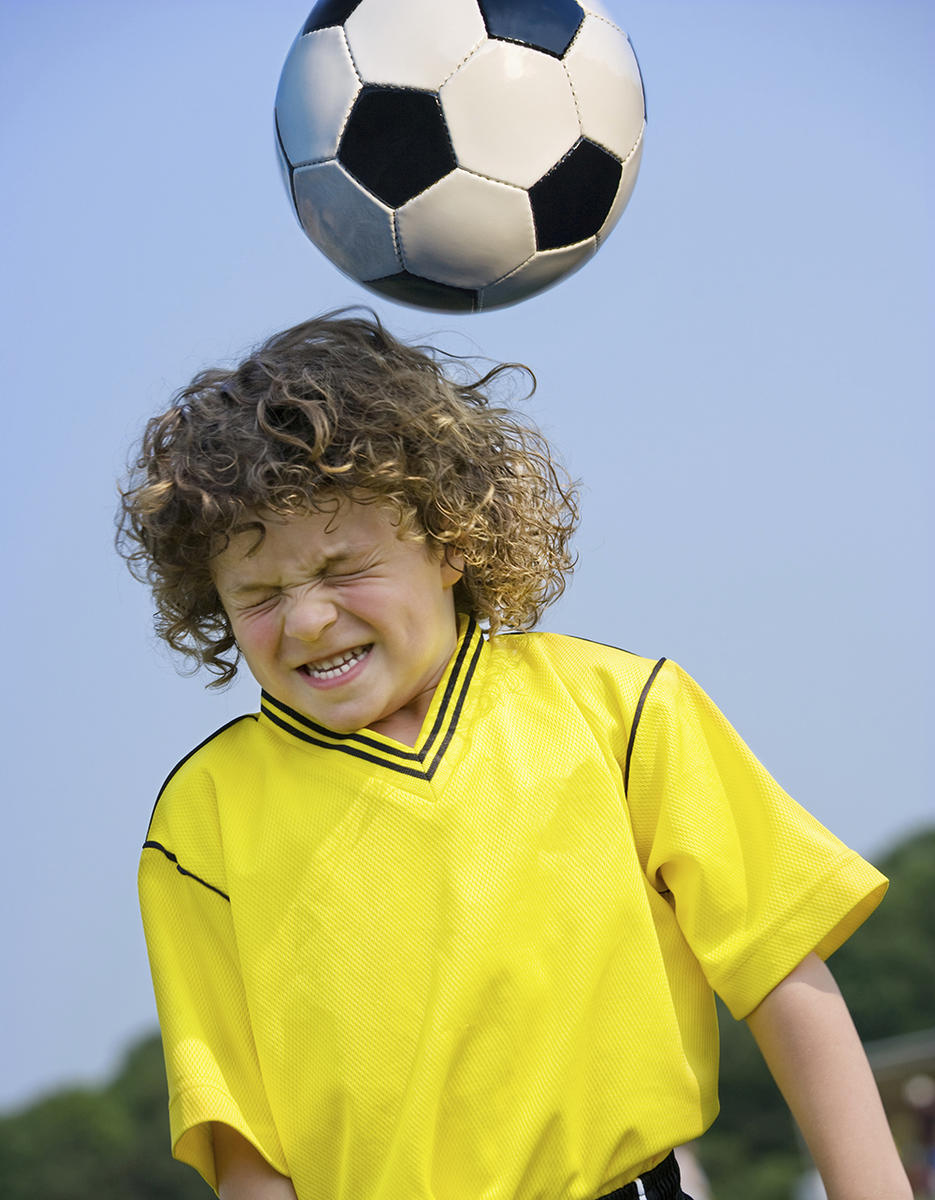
[120, 312, 910, 1200]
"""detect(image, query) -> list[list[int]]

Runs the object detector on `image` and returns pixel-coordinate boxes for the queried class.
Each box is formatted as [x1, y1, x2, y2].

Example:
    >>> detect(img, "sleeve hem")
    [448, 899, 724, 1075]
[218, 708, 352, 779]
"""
[712, 850, 888, 1020]
[169, 1083, 290, 1191]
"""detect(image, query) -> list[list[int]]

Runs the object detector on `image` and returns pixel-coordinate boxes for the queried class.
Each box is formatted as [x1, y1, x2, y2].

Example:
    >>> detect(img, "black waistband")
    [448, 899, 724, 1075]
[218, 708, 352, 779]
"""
[596, 1152, 685, 1200]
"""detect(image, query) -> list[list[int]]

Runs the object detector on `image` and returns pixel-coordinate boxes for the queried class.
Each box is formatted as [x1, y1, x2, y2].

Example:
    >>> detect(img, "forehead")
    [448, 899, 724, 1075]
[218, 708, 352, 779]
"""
[211, 498, 417, 584]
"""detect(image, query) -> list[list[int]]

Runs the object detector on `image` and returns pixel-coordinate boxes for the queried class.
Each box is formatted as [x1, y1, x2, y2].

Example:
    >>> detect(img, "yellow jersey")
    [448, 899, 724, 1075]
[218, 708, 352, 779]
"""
[140, 617, 886, 1199]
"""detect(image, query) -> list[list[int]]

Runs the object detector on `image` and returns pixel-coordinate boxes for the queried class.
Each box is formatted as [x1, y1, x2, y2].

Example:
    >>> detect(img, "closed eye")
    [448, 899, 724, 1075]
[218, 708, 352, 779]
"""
[328, 568, 368, 584]
[234, 590, 281, 612]
[323, 555, 380, 582]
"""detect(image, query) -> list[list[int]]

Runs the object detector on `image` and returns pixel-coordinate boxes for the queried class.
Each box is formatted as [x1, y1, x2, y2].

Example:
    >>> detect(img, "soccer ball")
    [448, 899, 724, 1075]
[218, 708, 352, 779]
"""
[274, 0, 645, 312]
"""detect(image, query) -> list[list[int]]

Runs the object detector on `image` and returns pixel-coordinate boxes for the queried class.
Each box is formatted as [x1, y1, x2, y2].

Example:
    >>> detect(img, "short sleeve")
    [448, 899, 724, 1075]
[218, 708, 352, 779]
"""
[624, 660, 887, 1019]
[139, 839, 289, 1190]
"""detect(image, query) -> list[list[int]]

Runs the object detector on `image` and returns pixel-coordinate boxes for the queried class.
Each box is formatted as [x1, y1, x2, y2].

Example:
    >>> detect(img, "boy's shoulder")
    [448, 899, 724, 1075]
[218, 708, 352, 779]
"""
[487, 629, 672, 735]
[490, 627, 663, 690]
[144, 712, 261, 842]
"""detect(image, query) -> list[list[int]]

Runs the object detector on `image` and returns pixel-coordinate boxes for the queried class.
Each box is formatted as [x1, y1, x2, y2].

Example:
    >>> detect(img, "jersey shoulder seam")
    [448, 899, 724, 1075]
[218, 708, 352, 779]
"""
[141, 839, 231, 903]
[145, 713, 259, 838]
[537, 630, 645, 658]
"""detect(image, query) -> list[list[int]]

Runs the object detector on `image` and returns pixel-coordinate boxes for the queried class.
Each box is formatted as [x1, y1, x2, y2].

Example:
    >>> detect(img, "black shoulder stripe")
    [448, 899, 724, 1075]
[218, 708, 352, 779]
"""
[142, 840, 231, 903]
[145, 713, 258, 838]
[623, 657, 667, 796]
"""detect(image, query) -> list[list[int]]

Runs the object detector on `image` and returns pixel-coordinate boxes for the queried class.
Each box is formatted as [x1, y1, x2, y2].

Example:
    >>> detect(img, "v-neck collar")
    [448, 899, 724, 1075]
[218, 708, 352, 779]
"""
[258, 616, 485, 780]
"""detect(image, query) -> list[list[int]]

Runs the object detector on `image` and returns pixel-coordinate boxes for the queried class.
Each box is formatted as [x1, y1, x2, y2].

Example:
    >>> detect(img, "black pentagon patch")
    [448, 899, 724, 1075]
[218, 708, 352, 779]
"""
[478, 0, 584, 58]
[364, 272, 478, 313]
[339, 87, 456, 209]
[301, 0, 363, 35]
[529, 138, 622, 250]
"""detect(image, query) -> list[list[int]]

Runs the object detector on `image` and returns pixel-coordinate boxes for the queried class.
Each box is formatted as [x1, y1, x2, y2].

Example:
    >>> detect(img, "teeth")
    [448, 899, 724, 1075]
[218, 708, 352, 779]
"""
[305, 646, 368, 680]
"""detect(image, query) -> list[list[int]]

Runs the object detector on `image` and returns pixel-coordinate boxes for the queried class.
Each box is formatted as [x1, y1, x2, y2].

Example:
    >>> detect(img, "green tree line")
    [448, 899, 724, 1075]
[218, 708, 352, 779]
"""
[698, 827, 935, 1199]
[2, 828, 932, 1199]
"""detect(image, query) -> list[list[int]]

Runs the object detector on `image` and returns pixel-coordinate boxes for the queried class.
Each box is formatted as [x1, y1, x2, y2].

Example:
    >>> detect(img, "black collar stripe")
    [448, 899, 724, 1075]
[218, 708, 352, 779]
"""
[260, 619, 483, 780]
[425, 631, 484, 777]
[407, 617, 478, 760]
[261, 692, 422, 759]
[260, 706, 434, 778]
[260, 617, 479, 759]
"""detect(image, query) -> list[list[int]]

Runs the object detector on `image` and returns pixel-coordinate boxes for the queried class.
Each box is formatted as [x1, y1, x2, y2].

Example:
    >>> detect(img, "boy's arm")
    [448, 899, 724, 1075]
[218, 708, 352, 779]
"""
[744, 953, 911, 1200]
[213, 1123, 299, 1200]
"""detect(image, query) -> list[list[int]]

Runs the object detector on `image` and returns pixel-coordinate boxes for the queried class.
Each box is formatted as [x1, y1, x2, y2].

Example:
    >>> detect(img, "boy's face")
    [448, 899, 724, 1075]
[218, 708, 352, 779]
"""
[211, 497, 463, 745]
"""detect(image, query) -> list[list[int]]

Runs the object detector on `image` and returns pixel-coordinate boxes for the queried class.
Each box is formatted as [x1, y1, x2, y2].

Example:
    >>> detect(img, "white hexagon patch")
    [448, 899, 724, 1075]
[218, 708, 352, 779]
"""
[397, 169, 535, 288]
[275, 27, 361, 166]
[564, 15, 645, 162]
[576, 1, 615, 19]
[442, 41, 580, 189]
[480, 239, 597, 310]
[597, 137, 643, 243]
[292, 160, 400, 281]
[346, 0, 485, 89]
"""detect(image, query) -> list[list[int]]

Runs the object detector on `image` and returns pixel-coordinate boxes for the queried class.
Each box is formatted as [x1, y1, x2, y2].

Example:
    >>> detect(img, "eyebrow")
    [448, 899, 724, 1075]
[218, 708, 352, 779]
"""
[224, 549, 363, 597]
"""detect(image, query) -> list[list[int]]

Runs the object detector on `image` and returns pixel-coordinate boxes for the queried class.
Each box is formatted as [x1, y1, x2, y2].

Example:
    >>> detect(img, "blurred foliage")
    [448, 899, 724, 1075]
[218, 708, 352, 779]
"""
[0, 1036, 210, 1199]
[697, 825, 935, 1200]
[1, 828, 931, 1198]
[827, 829, 935, 1042]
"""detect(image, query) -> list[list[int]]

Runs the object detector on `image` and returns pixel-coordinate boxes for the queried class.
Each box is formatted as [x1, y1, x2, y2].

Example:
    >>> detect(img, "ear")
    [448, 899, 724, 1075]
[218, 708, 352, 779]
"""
[440, 546, 465, 588]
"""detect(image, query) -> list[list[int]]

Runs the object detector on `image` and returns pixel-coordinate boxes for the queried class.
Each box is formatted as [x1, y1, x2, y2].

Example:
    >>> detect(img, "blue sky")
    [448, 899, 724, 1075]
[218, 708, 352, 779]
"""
[1, 0, 931, 1112]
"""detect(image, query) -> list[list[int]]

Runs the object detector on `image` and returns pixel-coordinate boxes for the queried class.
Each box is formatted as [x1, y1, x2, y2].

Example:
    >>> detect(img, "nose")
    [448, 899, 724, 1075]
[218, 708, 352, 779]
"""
[282, 585, 338, 643]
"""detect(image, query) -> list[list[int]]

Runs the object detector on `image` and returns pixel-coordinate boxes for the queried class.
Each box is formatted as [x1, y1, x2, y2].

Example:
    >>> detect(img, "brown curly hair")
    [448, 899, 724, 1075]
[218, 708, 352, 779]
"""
[117, 310, 579, 686]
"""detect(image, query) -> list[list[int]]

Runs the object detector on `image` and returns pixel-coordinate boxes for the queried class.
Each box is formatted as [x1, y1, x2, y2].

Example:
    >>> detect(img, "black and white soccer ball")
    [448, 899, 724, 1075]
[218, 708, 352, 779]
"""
[274, 0, 645, 312]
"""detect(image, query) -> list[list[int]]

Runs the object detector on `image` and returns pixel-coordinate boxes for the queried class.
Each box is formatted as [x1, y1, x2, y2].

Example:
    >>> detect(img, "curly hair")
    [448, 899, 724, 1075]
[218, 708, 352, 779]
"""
[117, 310, 579, 686]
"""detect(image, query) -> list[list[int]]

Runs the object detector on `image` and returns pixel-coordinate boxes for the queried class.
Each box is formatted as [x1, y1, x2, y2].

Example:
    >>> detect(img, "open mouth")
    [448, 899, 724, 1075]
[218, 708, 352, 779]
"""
[299, 644, 371, 682]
